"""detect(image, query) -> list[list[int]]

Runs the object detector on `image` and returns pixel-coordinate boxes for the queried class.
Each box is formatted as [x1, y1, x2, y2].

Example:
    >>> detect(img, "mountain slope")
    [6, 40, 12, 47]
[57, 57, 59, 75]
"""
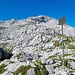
[0, 15, 75, 75]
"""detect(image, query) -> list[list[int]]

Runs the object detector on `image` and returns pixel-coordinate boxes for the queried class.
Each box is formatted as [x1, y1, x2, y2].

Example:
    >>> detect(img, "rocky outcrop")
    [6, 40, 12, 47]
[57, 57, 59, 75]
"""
[0, 15, 75, 75]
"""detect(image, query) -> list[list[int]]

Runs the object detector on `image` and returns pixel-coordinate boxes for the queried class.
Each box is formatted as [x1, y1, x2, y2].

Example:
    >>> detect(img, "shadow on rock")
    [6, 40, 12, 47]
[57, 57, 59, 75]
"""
[0, 48, 12, 60]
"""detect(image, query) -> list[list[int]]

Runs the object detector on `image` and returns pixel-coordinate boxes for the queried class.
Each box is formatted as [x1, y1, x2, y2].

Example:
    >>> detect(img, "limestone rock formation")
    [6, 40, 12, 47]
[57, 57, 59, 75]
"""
[0, 15, 75, 75]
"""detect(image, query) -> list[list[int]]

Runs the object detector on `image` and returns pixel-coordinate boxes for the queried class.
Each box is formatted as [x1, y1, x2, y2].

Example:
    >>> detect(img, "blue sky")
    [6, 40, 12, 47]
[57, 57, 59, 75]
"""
[0, 0, 75, 27]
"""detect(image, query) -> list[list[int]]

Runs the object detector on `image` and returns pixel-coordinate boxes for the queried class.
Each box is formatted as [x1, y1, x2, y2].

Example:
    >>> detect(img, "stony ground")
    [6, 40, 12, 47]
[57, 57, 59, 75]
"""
[0, 15, 75, 75]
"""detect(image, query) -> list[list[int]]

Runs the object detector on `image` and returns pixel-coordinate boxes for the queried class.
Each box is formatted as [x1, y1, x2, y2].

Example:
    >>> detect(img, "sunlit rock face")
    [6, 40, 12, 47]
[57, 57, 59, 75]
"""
[0, 15, 75, 75]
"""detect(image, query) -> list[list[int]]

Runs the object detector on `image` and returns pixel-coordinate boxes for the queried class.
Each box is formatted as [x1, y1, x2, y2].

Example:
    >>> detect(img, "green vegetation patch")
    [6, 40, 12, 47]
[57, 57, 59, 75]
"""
[58, 34, 62, 39]
[49, 53, 59, 60]
[14, 65, 31, 75]
[34, 60, 49, 75]
[70, 70, 75, 75]
[64, 54, 72, 56]
[64, 36, 75, 46]
[68, 45, 75, 49]
[49, 55, 56, 58]
[71, 49, 75, 52]
[65, 36, 75, 42]
[0, 64, 6, 74]
[53, 64, 60, 69]
[53, 40, 61, 47]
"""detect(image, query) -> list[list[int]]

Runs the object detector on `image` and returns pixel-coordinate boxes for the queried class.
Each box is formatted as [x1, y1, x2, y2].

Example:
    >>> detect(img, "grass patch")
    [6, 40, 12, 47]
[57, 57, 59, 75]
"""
[14, 65, 31, 75]
[60, 59, 68, 67]
[71, 49, 75, 51]
[49, 55, 56, 58]
[53, 64, 60, 69]
[64, 54, 72, 56]
[58, 34, 62, 39]
[68, 45, 75, 49]
[65, 36, 75, 42]
[34, 60, 49, 75]
[49, 53, 59, 60]
[0, 64, 6, 74]
[64, 36, 75, 47]
[70, 70, 75, 75]
[53, 40, 61, 47]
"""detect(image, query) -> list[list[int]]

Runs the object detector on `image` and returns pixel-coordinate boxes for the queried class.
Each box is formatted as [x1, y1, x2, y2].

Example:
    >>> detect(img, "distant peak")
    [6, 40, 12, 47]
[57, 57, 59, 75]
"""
[27, 15, 53, 24]
[11, 18, 17, 21]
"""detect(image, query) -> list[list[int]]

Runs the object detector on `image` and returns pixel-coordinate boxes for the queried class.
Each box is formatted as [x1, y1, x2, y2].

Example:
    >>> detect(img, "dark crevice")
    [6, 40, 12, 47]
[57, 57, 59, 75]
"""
[0, 48, 13, 61]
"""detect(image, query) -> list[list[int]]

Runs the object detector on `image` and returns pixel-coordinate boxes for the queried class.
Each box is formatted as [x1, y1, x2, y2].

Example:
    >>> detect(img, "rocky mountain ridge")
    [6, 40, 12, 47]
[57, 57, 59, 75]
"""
[0, 15, 75, 75]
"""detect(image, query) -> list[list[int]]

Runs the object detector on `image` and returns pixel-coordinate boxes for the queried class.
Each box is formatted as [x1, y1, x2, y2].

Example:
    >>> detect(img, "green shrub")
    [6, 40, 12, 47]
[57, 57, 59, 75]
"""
[14, 65, 31, 75]
[34, 65, 49, 75]
[34, 67, 41, 75]
[34, 60, 49, 75]
[41, 66, 49, 75]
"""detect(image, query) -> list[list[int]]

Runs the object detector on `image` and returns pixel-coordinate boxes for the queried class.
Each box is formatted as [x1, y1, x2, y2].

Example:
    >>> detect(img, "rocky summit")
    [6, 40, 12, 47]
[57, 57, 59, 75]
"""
[0, 15, 75, 75]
